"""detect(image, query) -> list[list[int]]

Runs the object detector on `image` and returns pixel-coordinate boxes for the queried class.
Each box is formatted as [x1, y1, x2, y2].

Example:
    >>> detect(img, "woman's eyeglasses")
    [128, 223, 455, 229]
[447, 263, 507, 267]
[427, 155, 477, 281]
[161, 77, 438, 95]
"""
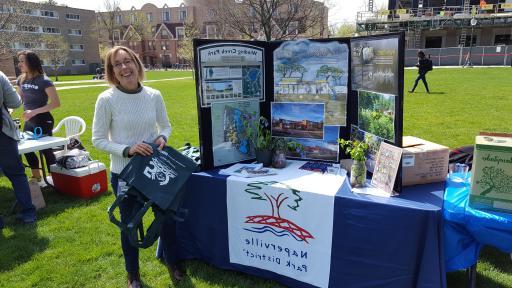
[113, 58, 134, 69]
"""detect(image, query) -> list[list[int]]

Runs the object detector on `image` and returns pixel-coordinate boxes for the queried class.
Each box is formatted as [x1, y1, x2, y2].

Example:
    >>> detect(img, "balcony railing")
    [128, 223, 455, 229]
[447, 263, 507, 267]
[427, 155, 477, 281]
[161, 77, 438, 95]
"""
[357, 4, 512, 23]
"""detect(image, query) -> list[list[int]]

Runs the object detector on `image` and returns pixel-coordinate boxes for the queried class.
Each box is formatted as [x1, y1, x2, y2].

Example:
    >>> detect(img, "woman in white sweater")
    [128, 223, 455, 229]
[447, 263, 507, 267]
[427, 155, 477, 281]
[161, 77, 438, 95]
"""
[92, 46, 184, 288]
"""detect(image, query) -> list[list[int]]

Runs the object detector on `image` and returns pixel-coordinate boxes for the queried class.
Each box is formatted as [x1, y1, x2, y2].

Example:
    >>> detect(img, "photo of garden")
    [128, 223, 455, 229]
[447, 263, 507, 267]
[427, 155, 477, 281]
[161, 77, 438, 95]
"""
[358, 90, 395, 141]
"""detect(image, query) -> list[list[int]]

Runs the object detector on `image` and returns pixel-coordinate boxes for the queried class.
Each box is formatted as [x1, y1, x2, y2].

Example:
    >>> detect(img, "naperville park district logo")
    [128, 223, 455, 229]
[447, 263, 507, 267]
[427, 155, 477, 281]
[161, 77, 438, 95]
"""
[143, 158, 177, 186]
[243, 181, 314, 243]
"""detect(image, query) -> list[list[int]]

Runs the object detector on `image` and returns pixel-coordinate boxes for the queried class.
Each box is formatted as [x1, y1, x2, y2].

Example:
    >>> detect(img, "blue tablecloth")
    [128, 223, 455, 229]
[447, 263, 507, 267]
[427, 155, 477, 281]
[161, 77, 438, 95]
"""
[168, 170, 446, 288]
[443, 175, 512, 272]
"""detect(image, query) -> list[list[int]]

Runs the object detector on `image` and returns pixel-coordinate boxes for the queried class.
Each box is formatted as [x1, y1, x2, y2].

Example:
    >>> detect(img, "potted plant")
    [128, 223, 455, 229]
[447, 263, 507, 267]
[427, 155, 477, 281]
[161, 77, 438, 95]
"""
[272, 138, 303, 168]
[338, 138, 369, 187]
[244, 116, 273, 167]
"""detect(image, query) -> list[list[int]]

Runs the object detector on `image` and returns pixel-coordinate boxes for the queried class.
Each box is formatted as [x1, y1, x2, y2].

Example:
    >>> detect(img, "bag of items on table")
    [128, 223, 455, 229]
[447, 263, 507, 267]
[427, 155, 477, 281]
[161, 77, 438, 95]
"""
[108, 143, 198, 248]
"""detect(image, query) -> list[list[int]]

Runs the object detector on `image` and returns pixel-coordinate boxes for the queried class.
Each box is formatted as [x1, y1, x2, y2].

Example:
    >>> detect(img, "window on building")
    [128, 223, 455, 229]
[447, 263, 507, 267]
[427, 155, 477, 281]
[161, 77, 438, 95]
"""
[66, 13, 80, 20]
[42, 59, 65, 66]
[287, 21, 299, 35]
[130, 13, 136, 23]
[68, 29, 82, 36]
[113, 30, 121, 40]
[160, 28, 170, 39]
[72, 59, 86, 65]
[206, 25, 217, 38]
[290, 3, 299, 14]
[176, 27, 185, 39]
[41, 10, 58, 18]
[494, 34, 511, 45]
[179, 10, 187, 21]
[0, 5, 15, 13]
[23, 9, 38, 16]
[148, 41, 156, 50]
[146, 12, 153, 22]
[21, 25, 40, 33]
[70, 44, 84, 50]
[425, 36, 443, 48]
[43, 27, 60, 34]
[21, 42, 41, 49]
[250, 7, 257, 17]
[115, 14, 122, 24]
[208, 8, 216, 18]
[162, 11, 170, 21]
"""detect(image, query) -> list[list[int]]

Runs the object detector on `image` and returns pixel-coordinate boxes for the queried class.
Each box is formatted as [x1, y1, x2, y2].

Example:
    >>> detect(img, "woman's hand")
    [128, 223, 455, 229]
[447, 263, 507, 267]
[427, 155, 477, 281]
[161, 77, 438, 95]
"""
[155, 136, 166, 150]
[22, 110, 38, 121]
[128, 143, 153, 156]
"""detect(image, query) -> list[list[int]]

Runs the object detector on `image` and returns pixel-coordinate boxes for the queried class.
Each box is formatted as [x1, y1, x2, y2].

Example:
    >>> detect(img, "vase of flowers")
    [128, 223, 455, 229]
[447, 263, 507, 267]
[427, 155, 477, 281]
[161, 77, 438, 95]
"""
[338, 138, 369, 187]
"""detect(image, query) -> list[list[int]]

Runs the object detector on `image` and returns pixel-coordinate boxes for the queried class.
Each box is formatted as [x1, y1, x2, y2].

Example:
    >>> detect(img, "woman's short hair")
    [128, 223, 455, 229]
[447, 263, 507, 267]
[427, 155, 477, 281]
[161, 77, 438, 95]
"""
[417, 50, 425, 58]
[17, 50, 44, 84]
[104, 46, 145, 86]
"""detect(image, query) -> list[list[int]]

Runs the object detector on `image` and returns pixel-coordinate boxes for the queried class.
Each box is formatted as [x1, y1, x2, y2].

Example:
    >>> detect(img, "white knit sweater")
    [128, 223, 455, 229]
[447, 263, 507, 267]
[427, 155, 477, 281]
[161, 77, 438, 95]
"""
[92, 86, 172, 174]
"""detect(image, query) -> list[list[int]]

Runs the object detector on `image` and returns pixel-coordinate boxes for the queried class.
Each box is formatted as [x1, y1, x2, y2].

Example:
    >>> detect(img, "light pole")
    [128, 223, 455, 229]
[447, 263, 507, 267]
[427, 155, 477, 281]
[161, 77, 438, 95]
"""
[161, 46, 167, 70]
[464, 18, 478, 68]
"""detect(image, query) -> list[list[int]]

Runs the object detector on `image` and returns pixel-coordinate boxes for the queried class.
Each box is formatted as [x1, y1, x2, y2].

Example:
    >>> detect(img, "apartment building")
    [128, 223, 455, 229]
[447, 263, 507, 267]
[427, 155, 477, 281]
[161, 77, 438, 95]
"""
[96, 3, 191, 68]
[0, 1, 101, 77]
[356, 0, 512, 48]
[96, 0, 329, 68]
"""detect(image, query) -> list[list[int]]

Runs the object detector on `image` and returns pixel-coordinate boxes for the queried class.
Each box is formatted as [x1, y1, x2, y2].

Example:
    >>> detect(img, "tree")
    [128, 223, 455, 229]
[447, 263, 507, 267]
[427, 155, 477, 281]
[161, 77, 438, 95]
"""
[124, 11, 151, 41]
[96, 0, 121, 47]
[215, 0, 327, 41]
[335, 23, 356, 37]
[0, 0, 39, 53]
[177, 21, 200, 71]
[41, 35, 69, 81]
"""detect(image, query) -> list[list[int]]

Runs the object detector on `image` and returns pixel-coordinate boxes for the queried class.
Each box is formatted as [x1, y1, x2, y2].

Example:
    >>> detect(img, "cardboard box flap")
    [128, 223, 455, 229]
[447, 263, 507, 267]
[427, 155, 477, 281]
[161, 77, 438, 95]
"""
[476, 135, 512, 150]
[403, 136, 448, 153]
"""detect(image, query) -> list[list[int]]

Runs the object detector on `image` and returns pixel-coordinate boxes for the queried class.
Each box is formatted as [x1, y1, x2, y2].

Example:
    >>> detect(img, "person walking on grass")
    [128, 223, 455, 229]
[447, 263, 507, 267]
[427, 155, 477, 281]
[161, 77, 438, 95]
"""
[409, 50, 432, 94]
[0, 71, 36, 226]
[16, 50, 61, 183]
[92, 46, 185, 288]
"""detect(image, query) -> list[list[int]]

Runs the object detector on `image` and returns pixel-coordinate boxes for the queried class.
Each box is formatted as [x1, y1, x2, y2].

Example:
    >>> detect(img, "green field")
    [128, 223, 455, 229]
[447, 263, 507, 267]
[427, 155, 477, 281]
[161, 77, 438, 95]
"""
[1, 68, 511, 287]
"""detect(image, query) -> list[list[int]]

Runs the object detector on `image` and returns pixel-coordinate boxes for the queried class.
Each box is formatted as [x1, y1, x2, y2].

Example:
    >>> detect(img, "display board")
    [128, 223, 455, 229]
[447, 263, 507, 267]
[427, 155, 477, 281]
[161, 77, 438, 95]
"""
[194, 33, 404, 183]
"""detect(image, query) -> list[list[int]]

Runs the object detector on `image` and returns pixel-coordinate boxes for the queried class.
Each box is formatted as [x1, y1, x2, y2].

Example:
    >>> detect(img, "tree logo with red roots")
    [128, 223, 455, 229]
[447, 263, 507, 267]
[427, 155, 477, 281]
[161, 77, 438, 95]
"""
[243, 181, 314, 243]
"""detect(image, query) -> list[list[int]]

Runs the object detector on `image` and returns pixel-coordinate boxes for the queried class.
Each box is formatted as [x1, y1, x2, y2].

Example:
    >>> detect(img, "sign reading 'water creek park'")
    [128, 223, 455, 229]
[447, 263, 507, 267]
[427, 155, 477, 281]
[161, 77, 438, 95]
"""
[227, 163, 343, 287]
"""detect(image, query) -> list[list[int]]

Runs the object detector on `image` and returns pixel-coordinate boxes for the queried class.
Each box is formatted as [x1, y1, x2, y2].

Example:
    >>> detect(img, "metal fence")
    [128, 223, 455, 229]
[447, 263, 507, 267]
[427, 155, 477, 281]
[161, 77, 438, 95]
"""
[405, 45, 512, 67]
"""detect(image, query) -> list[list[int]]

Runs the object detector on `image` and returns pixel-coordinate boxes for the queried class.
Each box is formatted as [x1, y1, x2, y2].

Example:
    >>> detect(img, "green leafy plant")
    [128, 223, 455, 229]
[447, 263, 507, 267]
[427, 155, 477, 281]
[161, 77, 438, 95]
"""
[338, 138, 369, 162]
[273, 138, 303, 153]
[244, 116, 273, 151]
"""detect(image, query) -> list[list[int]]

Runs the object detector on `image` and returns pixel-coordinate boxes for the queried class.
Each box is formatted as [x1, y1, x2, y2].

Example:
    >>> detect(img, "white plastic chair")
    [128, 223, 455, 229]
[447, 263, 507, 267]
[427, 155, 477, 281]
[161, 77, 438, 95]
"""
[52, 116, 86, 157]
[52, 116, 86, 139]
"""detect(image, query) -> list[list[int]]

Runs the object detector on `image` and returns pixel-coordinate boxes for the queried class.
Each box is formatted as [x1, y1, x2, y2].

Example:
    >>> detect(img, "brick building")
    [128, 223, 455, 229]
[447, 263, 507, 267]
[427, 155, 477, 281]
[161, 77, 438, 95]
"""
[0, 1, 101, 77]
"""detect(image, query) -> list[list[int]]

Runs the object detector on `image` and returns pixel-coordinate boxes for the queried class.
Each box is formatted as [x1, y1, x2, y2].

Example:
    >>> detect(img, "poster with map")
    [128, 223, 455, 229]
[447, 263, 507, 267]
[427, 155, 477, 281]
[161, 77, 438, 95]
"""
[198, 43, 264, 107]
[273, 40, 348, 126]
[211, 101, 259, 166]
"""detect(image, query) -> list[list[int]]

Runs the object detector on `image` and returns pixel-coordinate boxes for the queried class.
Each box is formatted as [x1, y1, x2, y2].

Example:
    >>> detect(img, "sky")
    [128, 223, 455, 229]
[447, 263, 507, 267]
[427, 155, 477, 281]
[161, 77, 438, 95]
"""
[29, 0, 388, 27]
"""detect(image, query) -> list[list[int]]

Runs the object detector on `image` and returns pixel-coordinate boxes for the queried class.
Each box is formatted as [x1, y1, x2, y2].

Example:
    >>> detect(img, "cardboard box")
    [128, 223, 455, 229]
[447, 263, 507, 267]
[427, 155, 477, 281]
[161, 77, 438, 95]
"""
[50, 162, 107, 199]
[469, 135, 512, 213]
[402, 136, 449, 186]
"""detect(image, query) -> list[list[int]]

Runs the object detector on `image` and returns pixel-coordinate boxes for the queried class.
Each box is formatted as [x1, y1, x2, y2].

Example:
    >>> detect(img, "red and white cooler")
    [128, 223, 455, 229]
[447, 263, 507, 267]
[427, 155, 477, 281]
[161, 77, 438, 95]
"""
[50, 161, 108, 199]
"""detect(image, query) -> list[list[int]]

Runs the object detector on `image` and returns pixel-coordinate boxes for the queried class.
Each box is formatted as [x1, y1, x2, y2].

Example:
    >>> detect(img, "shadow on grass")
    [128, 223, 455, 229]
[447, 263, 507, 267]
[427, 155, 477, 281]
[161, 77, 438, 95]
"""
[428, 91, 446, 95]
[0, 222, 50, 272]
[176, 259, 285, 288]
[1, 185, 109, 223]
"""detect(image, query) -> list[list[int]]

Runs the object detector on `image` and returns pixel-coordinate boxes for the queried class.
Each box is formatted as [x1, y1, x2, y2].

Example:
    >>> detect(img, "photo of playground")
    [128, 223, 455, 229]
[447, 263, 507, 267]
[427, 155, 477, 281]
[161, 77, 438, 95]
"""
[271, 102, 325, 139]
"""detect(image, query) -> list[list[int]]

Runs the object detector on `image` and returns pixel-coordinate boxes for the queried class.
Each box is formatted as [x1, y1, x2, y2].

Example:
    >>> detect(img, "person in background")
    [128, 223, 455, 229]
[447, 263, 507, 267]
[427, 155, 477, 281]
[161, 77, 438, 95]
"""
[409, 50, 431, 94]
[16, 50, 60, 183]
[0, 70, 36, 226]
[92, 46, 184, 288]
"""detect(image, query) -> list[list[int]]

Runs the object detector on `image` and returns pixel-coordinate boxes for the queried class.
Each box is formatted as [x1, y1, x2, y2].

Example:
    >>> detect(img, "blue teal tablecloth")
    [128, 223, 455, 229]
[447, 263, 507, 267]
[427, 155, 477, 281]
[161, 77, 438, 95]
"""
[443, 174, 512, 272]
[160, 170, 447, 287]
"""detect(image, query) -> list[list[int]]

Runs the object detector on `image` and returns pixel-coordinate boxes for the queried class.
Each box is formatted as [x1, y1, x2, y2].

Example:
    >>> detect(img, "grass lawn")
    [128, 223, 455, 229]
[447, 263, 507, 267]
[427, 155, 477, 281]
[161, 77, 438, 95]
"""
[49, 70, 194, 83]
[1, 68, 511, 287]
